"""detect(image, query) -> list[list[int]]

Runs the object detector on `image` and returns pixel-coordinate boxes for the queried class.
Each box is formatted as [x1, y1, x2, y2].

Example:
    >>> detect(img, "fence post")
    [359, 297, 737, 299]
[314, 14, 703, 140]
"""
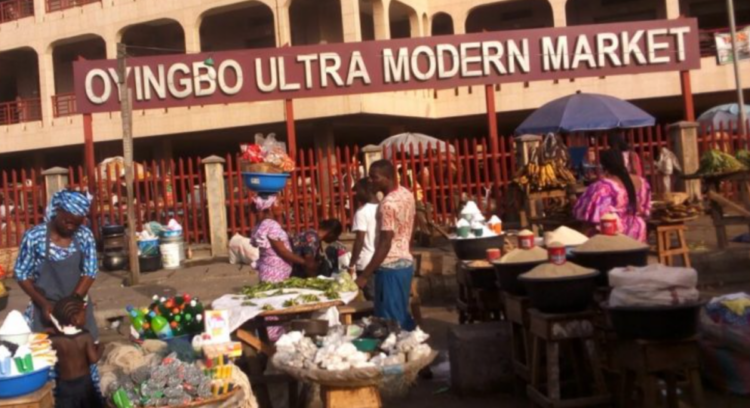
[669, 121, 702, 201]
[203, 156, 229, 257]
[42, 167, 69, 204]
[362, 145, 382, 173]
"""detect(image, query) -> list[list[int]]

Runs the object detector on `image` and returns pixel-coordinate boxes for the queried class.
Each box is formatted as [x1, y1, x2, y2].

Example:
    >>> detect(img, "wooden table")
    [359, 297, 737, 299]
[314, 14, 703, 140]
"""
[0, 383, 54, 408]
[686, 171, 750, 248]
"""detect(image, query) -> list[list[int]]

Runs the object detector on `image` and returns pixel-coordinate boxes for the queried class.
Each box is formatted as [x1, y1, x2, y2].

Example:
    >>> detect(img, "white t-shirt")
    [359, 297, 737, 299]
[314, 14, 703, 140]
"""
[352, 203, 378, 271]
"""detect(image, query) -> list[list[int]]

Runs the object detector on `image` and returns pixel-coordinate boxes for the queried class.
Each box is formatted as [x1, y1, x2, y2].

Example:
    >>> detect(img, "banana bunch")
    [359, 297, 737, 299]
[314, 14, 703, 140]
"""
[736, 149, 750, 169]
[514, 159, 576, 193]
[697, 149, 747, 175]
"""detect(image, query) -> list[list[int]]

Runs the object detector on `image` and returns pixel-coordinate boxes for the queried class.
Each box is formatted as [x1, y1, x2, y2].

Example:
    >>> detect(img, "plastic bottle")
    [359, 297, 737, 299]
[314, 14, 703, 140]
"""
[190, 313, 204, 334]
[149, 312, 174, 340]
[126, 306, 146, 336]
[171, 317, 186, 337]
[157, 297, 170, 316]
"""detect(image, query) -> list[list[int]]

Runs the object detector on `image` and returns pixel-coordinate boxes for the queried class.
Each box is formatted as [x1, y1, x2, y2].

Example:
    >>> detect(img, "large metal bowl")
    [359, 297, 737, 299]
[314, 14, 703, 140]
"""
[519, 271, 600, 313]
[450, 234, 505, 261]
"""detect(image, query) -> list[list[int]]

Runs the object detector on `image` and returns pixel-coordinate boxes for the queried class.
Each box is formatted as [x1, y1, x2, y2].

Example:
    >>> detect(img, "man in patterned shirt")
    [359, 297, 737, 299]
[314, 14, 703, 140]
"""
[357, 160, 416, 330]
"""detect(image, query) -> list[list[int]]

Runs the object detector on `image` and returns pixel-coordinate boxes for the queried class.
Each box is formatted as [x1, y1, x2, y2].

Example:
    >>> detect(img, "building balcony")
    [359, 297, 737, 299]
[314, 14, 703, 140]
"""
[0, 98, 41, 126]
[46, 0, 100, 13]
[52, 93, 77, 117]
[0, 0, 33, 25]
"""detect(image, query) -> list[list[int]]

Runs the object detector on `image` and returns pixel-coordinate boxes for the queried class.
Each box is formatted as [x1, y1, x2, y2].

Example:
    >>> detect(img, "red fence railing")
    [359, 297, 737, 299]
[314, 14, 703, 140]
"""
[0, 169, 46, 248]
[52, 93, 77, 117]
[46, 0, 99, 13]
[0, 98, 42, 126]
[0, 0, 33, 24]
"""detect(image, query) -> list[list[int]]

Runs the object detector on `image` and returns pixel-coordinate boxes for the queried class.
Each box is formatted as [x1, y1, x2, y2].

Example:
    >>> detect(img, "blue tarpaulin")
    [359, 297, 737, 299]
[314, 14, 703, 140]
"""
[515, 92, 656, 135]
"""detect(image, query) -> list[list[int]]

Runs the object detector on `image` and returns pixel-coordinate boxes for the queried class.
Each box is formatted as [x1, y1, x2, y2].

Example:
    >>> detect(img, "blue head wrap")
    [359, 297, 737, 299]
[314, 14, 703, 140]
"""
[45, 190, 91, 222]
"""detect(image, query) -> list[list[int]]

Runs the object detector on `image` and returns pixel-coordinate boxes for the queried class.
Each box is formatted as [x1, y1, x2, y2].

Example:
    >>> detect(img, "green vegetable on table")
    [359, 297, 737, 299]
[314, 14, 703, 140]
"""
[736, 149, 750, 168]
[698, 149, 747, 175]
[261, 304, 275, 311]
[241, 274, 357, 300]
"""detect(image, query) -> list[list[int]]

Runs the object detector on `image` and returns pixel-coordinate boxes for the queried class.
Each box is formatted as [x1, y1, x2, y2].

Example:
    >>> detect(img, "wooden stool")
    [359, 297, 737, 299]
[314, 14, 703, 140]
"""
[654, 223, 691, 267]
[616, 338, 703, 408]
[527, 309, 611, 408]
[0, 382, 54, 408]
[321, 385, 381, 408]
[504, 293, 532, 383]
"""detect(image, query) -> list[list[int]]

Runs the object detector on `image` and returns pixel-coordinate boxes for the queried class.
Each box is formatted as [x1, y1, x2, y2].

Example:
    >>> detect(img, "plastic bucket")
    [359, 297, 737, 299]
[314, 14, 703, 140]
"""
[137, 238, 160, 257]
[161, 234, 185, 262]
[160, 243, 182, 269]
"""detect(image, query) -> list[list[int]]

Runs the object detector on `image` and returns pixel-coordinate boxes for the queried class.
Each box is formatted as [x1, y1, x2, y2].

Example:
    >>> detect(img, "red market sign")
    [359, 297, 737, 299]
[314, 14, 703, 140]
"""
[74, 18, 701, 114]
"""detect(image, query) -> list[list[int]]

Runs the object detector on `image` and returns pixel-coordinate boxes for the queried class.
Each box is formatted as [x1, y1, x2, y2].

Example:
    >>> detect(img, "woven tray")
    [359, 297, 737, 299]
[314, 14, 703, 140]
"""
[106, 388, 239, 408]
[0, 247, 18, 279]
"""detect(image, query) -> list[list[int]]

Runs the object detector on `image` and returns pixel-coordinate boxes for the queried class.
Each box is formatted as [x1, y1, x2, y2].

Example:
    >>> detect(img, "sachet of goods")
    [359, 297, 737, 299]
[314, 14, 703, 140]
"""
[573, 233, 647, 253]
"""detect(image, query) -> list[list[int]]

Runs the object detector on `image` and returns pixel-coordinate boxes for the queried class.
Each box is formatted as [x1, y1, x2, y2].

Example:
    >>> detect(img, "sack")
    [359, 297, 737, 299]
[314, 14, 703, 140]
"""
[229, 234, 259, 266]
[609, 265, 700, 307]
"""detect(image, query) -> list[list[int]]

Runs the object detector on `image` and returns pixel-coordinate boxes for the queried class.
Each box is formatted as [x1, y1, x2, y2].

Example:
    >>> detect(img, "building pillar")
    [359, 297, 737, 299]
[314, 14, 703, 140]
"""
[37, 49, 56, 126]
[181, 16, 201, 53]
[341, 0, 362, 42]
[551, 1, 567, 27]
[665, 0, 680, 19]
[203, 156, 229, 257]
[42, 167, 70, 205]
[373, 0, 391, 40]
[454, 11, 467, 35]
[33, 0, 45, 22]
[669, 122, 702, 201]
[409, 12, 421, 38]
[276, 4, 293, 46]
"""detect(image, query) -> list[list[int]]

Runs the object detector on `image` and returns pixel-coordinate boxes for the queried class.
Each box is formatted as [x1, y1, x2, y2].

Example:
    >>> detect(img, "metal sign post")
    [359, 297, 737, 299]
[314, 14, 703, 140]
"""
[727, 0, 747, 137]
[117, 43, 141, 285]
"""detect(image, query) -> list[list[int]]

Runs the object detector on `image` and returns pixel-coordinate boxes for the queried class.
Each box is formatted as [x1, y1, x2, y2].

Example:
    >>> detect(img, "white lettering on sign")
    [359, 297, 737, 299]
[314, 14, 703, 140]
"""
[143, 65, 167, 100]
[437, 44, 459, 79]
[278, 57, 301, 91]
[193, 62, 217, 97]
[508, 39, 530, 74]
[384, 48, 410, 83]
[647, 28, 670, 64]
[256, 57, 278, 93]
[542, 36, 569, 71]
[218, 60, 243, 95]
[622, 30, 647, 65]
[347, 51, 371, 86]
[411, 45, 436, 81]
[597, 33, 622, 67]
[297, 54, 318, 89]
[167, 63, 191, 99]
[85, 69, 111, 104]
[670, 26, 690, 62]
[460, 42, 482, 78]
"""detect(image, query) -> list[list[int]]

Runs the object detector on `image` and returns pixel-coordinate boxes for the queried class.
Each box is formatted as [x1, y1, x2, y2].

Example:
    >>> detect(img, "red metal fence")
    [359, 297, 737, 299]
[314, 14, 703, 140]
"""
[0, 98, 42, 126]
[46, 0, 99, 13]
[52, 93, 77, 117]
[0, 169, 46, 248]
[0, 0, 33, 24]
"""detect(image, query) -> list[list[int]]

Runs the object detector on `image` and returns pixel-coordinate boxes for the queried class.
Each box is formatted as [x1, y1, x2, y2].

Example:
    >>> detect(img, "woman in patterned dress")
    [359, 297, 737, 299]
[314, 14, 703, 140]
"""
[574, 149, 652, 242]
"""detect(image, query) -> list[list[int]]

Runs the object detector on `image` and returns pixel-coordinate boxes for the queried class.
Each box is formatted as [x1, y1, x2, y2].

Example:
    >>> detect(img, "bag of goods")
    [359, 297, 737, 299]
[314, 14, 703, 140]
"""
[573, 233, 648, 253]
[608, 265, 700, 307]
[544, 226, 588, 247]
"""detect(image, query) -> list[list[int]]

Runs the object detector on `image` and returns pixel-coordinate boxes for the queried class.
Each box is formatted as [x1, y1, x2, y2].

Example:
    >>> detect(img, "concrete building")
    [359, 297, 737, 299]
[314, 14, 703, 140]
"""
[0, 0, 748, 169]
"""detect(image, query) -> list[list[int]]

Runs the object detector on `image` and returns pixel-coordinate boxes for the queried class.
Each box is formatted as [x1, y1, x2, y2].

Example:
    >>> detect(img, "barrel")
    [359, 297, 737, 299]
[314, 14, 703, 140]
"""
[160, 232, 184, 270]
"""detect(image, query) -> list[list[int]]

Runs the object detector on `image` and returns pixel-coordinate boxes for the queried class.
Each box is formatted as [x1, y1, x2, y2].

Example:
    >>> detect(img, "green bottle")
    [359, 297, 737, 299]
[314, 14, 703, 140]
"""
[112, 388, 134, 408]
[149, 312, 174, 340]
[126, 305, 146, 336]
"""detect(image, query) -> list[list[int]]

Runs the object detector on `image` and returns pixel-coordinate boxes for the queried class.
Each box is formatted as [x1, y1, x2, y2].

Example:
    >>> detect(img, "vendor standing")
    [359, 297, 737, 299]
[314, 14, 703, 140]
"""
[14, 190, 103, 400]
[574, 150, 652, 242]
[357, 160, 416, 331]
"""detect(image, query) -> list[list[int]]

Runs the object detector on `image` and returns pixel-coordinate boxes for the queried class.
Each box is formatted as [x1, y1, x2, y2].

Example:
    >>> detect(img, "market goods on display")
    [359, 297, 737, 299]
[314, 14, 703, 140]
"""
[573, 233, 648, 253]
[513, 135, 576, 193]
[651, 202, 702, 223]
[697, 149, 748, 176]
[236, 274, 359, 312]
[497, 247, 548, 264]
[522, 262, 595, 279]
[544, 226, 588, 247]
[608, 265, 700, 308]
[107, 352, 236, 408]
[736, 149, 750, 169]
[127, 294, 206, 341]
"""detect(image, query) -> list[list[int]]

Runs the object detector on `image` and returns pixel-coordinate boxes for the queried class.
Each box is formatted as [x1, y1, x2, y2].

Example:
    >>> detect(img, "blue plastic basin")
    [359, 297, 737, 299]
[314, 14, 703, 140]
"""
[241, 172, 290, 194]
[0, 366, 51, 398]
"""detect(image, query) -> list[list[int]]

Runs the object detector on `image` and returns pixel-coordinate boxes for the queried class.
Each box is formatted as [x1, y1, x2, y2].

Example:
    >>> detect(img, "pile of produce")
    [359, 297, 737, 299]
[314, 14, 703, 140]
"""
[514, 135, 576, 193]
[573, 233, 648, 253]
[544, 226, 588, 247]
[697, 149, 747, 176]
[107, 352, 230, 408]
[522, 261, 595, 279]
[736, 149, 750, 168]
[273, 323, 431, 372]
[127, 294, 206, 341]
[651, 202, 702, 222]
[237, 274, 359, 310]
[497, 247, 548, 264]
[240, 133, 295, 173]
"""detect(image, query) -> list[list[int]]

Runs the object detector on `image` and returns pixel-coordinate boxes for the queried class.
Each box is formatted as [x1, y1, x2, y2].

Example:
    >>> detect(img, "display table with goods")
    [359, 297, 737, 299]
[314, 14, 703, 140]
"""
[450, 201, 505, 323]
[239, 134, 295, 194]
[271, 319, 436, 408]
[211, 274, 359, 355]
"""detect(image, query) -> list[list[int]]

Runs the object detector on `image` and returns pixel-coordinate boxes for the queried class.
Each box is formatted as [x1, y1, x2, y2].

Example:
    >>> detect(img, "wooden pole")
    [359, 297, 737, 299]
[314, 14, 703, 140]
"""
[679, 71, 695, 122]
[485, 84, 502, 213]
[285, 99, 297, 158]
[118, 43, 140, 286]
[82, 113, 99, 237]
[726, 0, 748, 138]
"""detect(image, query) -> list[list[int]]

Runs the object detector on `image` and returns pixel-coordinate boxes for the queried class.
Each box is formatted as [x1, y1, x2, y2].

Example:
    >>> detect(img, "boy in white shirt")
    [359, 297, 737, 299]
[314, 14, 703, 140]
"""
[349, 178, 378, 300]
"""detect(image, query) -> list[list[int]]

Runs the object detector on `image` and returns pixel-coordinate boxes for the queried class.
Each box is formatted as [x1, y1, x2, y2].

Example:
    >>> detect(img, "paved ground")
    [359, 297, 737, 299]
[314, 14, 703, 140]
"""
[1, 215, 750, 406]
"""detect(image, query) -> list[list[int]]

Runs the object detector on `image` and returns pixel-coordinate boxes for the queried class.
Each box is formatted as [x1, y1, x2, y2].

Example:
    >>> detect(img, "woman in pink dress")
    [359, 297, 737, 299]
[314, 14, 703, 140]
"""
[574, 149, 652, 242]
[250, 195, 312, 340]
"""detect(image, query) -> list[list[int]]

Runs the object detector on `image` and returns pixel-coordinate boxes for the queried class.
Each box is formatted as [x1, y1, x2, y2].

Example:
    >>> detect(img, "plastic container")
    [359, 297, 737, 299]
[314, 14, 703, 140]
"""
[102, 224, 125, 236]
[353, 338, 379, 352]
[161, 234, 185, 263]
[493, 260, 546, 295]
[519, 271, 600, 313]
[137, 238, 160, 257]
[242, 172, 291, 194]
[103, 251, 127, 271]
[571, 248, 649, 286]
[603, 302, 704, 340]
[450, 234, 506, 260]
[139, 255, 161, 273]
[0, 366, 51, 398]
[160, 243, 182, 269]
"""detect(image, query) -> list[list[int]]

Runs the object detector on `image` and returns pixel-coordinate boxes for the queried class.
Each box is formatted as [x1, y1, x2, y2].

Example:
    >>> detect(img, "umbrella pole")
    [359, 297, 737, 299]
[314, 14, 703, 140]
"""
[727, 0, 748, 139]
[485, 84, 502, 213]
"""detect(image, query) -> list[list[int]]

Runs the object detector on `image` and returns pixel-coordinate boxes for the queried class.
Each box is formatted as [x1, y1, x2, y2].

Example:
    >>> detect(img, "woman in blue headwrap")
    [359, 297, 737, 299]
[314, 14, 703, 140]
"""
[14, 190, 103, 402]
